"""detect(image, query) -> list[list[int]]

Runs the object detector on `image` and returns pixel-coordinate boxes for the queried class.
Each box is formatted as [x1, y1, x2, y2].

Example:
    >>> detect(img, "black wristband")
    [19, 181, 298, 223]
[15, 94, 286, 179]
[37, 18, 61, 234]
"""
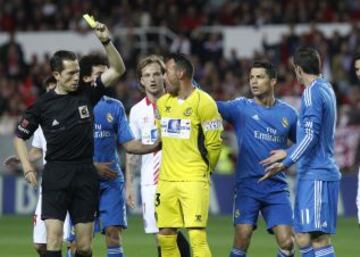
[101, 38, 111, 45]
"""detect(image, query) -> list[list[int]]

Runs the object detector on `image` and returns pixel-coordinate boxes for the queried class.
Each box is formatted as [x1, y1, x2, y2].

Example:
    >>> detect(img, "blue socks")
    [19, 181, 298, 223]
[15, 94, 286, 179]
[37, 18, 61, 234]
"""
[300, 246, 315, 257]
[314, 245, 335, 257]
[107, 246, 124, 257]
[229, 248, 246, 257]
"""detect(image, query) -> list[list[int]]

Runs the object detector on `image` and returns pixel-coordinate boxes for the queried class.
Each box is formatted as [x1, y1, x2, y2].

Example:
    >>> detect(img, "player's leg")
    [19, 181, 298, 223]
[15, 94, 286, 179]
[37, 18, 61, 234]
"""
[33, 189, 47, 257]
[262, 190, 295, 257]
[309, 181, 339, 257]
[181, 181, 211, 257]
[156, 181, 182, 257]
[293, 180, 338, 257]
[70, 163, 99, 257]
[99, 178, 127, 257]
[142, 184, 190, 257]
[229, 185, 261, 257]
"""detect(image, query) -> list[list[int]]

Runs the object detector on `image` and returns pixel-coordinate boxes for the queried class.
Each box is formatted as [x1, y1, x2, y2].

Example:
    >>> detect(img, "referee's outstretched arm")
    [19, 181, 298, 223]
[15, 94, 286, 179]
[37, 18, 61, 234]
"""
[93, 21, 126, 87]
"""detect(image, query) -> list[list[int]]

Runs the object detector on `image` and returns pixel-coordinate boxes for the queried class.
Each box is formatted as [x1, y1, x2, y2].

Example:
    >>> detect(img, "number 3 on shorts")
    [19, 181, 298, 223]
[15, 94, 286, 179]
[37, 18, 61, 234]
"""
[155, 193, 161, 207]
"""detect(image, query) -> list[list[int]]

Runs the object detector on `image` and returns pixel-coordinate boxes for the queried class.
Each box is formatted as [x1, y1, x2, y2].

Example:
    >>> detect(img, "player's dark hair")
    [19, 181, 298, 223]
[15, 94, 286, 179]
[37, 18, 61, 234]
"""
[50, 50, 77, 72]
[166, 53, 194, 79]
[251, 60, 277, 79]
[42, 76, 57, 90]
[79, 54, 108, 81]
[293, 47, 321, 75]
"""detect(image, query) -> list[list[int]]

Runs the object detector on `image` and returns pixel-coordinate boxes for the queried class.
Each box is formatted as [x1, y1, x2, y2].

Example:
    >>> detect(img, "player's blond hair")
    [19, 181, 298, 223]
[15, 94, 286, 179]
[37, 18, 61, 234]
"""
[136, 55, 166, 81]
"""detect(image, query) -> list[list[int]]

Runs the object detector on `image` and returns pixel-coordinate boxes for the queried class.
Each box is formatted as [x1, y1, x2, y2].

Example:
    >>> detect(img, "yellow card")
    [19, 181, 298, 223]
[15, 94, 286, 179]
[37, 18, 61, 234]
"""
[83, 14, 97, 28]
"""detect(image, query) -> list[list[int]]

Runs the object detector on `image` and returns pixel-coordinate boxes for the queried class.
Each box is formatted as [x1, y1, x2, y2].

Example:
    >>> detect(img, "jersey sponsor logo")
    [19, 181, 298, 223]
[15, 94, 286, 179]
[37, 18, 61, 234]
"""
[78, 105, 90, 119]
[106, 113, 113, 123]
[141, 128, 158, 144]
[161, 118, 191, 139]
[202, 119, 223, 132]
[183, 107, 192, 116]
[281, 117, 289, 128]
[52, 119, 59, 126]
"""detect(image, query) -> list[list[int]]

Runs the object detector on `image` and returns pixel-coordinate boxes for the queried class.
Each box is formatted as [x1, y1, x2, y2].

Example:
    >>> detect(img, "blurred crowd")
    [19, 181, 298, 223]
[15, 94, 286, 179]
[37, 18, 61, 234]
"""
[2, 0, 360, 31]
[0, 0, 359, 173]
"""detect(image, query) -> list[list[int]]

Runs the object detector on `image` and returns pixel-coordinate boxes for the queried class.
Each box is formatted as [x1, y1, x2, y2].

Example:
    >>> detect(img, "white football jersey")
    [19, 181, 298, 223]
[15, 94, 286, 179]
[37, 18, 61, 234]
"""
[129, 97, 161, 186]
[32, 127, 47, 165]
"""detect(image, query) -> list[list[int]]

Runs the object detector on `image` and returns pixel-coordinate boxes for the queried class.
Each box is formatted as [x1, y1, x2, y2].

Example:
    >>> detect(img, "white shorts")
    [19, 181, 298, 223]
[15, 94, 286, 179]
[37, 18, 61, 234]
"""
[33, 186, 72, 244]
[141, 184, 159, 234]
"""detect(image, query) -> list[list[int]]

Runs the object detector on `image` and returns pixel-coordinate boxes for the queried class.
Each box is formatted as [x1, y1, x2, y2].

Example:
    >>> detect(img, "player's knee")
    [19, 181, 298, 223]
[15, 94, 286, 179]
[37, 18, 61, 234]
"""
[76, 236, 92, 254]
[105, 226, 122, 246]
[33, 243, 46, 255]
[188, 229, 211, 257]
[233, 228, 252, 250]
[277, 236, 294, 251]
[295, 232, 311, 248]
[311, 232, 331, 248]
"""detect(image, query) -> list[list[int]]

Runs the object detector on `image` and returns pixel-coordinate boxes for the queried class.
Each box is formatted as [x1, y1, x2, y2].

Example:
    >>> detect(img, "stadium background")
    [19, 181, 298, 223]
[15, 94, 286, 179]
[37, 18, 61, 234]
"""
[0, 1, 359, 256]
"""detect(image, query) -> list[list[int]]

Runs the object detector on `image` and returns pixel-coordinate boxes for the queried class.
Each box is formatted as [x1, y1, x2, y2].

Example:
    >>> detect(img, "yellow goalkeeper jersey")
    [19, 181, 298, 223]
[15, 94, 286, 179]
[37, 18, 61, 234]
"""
[156, 88, 223, 182]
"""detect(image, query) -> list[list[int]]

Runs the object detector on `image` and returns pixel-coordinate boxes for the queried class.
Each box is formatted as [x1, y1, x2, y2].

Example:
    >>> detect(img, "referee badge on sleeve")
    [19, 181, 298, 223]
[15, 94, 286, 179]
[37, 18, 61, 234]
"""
[78, 105, 90, 119]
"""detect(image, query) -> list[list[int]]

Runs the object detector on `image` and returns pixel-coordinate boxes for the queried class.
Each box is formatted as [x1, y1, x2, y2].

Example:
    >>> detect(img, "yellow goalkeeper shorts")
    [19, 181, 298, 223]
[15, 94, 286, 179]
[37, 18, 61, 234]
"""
[155, 180, 210, 228]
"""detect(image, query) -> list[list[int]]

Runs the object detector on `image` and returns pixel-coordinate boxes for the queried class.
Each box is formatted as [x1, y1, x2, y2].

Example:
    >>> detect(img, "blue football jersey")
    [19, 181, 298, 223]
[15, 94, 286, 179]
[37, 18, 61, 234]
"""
[282, 78, 341, 181]
[217, 97, 298, 189]
[93, 96, 134, 182]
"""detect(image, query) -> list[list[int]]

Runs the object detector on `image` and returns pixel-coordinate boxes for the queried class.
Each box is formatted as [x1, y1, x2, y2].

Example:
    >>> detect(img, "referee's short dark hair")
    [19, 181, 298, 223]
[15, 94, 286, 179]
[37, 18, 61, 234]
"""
[251, 60, 277, 80]
[293, 47, 321, 75]
[166, 53, 194, 79]
[50, 50, 77, 73]
[79, 54, 108, 82]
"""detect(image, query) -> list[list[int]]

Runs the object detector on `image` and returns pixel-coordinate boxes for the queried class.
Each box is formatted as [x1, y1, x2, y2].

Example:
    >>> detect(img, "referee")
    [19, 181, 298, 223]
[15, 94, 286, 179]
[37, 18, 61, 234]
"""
[14, 21, 125, 257]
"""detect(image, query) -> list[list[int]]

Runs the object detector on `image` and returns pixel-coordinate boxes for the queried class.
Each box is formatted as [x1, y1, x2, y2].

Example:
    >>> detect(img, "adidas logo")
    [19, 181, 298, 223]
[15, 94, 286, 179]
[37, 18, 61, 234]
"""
[52, 119, 59, 126]
[252, 114, 260, 121]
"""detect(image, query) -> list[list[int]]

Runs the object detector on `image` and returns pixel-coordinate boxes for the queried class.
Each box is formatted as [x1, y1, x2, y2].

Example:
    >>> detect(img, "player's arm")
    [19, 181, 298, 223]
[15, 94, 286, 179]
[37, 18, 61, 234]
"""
[216, 100, 237, 123]
[123, 139, 161, 154]
[90, 20, 125, 87]
[200, 96, 223, 171]
[125, 153, 141, 208]
[259, 87, 322, 181]
[14, 103, 41, 187]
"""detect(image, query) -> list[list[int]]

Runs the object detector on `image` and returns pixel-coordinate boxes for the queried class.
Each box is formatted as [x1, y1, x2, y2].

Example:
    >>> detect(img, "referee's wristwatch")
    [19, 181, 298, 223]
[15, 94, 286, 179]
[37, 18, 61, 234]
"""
[101, 38, 111, 45]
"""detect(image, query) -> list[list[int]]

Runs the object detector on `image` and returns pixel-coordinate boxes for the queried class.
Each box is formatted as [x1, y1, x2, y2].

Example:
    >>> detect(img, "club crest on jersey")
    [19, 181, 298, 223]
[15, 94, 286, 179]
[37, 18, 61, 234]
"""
[183, 107, 192, 116]
[106, 113, 113, 123]
[78, 105, 90, 119]
[281, 117, 289, 128]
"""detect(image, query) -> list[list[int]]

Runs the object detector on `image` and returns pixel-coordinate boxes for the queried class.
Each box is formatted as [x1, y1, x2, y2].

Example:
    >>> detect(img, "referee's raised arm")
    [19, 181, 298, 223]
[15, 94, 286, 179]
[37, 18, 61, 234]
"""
[92, 21, 126, 87]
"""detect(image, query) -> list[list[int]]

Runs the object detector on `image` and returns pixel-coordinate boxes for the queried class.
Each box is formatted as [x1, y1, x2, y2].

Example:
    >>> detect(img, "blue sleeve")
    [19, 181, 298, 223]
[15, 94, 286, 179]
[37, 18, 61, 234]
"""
[115, 102, 134, 144]
[283, 86, 322, 167]
[216, 100, 238, 123]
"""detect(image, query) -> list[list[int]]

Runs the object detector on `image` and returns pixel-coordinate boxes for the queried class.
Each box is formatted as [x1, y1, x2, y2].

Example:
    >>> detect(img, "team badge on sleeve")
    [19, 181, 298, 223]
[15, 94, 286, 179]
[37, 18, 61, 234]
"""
[202, 119, 223, 132]
[78, 105, 90, 119]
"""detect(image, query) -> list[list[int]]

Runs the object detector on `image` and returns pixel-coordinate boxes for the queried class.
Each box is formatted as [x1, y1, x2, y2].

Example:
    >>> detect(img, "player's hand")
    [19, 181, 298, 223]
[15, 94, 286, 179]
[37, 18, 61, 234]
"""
[3, 155, 20, 168]
[260, 149, 287, 167]
[125, 183, 135, 208]
[258, 162, 285, 182]
[94, 162, 117, 179]
[94, 22, 111, 44]
[24, 168, 38, 187]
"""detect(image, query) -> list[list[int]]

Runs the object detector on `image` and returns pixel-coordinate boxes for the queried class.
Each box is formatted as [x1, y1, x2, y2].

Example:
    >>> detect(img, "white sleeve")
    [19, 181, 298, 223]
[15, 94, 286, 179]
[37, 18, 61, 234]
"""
[31, 128, 42, 149]
[129, 107, 141, 140]
[357, 167, 360, 224]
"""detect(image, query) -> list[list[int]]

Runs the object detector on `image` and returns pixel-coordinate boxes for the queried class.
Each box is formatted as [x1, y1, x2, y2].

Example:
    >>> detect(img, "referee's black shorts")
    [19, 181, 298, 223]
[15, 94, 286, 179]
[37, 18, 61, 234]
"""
[41, 160, 99, 225]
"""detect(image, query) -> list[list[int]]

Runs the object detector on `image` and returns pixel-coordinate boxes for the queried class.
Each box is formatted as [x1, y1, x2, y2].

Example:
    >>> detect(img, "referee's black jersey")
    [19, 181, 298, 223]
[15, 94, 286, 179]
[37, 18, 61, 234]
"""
[15, 77, 106, 162]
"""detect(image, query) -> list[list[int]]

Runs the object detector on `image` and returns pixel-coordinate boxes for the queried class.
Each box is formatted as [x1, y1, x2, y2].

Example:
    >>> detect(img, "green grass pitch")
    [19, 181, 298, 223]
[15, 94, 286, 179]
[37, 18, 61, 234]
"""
[0, 215, 358, 257]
